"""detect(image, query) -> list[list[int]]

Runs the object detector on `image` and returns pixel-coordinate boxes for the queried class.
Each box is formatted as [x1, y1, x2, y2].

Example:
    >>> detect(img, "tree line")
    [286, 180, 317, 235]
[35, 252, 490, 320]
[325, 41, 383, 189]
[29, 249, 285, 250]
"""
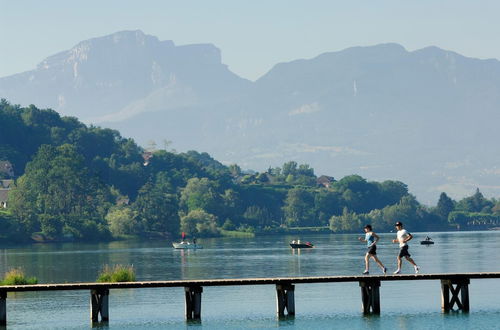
[1, 100, 499, 243]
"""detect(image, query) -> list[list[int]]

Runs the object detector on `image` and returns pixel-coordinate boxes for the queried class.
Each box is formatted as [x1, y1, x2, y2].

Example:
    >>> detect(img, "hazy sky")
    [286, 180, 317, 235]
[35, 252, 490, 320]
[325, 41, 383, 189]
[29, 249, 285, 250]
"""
[1, 0, 499, 81]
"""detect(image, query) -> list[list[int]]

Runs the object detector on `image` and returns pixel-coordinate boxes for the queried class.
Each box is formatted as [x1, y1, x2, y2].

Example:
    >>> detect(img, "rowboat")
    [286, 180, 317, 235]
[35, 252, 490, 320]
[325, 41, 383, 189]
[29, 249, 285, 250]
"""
[289, 241, 314, 248]
[172, 242, 203, 249]
[420, 237, 434, 245]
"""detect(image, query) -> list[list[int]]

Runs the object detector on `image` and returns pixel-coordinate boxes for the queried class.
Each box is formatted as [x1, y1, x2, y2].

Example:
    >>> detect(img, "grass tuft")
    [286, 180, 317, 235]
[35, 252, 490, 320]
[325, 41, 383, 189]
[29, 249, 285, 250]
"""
[1, 268, 38, 285]
[97, 264, 136, 283]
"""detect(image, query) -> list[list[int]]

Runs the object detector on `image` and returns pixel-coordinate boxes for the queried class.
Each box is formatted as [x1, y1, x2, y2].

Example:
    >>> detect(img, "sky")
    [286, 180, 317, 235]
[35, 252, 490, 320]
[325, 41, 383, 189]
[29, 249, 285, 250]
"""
[1, 0, 499, 81]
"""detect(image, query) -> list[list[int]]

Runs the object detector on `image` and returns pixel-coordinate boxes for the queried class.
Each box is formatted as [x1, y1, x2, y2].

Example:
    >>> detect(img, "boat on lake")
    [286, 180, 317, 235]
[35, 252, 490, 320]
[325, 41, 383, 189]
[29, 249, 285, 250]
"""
[289, 240, 314, 248]
[172, 241, 203, 249]
[420, 236, 435, 245]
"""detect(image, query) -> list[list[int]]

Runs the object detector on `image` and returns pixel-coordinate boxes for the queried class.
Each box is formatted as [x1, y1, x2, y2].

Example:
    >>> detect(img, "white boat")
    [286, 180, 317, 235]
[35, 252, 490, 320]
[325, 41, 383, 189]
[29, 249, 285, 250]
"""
[172, 241, 203, 249]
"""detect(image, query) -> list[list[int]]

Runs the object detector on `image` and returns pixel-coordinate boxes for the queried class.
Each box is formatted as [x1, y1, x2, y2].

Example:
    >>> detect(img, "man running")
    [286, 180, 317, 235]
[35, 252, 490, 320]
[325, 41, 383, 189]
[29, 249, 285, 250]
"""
[358, 224, 387, 275]
[392, 221, 420, 274]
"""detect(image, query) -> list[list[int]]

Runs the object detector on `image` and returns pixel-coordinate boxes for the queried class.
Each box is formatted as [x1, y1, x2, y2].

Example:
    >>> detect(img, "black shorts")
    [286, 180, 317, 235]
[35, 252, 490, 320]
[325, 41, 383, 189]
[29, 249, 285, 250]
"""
[398, 245, 411, 258]
[367, 245, 377, 255]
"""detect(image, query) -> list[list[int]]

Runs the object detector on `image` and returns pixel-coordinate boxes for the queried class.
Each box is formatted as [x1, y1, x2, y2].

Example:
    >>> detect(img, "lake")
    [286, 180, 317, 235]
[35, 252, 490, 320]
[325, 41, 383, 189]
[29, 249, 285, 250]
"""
[1, 231, 499, 329]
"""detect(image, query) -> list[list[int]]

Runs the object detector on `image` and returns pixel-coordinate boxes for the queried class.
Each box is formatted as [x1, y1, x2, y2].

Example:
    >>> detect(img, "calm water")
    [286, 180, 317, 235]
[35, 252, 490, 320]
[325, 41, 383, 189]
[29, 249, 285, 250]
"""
[1, 231, 499, 329]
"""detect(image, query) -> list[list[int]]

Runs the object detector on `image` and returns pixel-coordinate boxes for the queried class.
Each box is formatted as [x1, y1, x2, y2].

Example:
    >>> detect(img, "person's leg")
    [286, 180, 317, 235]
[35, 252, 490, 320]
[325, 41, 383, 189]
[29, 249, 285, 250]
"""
[394, 256, 402, 273]
[405, 256, 420, 273]
[405, 256, 417, 267]
[364, 253, 370, 273]
[371, 255, 384, 268]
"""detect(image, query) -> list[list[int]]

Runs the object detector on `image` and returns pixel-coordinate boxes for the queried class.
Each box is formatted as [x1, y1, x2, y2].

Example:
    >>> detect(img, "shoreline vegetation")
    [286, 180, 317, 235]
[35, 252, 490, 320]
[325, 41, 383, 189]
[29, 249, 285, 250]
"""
[1, 268, 38, 285]
[97, 264, 136, 283]
[1, 100, 500, 245]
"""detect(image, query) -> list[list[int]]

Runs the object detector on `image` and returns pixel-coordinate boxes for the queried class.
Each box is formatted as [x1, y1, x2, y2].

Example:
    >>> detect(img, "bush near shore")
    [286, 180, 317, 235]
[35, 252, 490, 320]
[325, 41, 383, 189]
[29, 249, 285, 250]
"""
[1, 268, 38, 285]
[97, 264, 136, 282]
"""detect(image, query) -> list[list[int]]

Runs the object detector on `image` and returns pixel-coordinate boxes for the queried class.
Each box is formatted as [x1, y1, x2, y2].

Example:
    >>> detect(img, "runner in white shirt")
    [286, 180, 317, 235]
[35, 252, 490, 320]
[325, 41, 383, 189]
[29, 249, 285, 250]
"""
[392, 221, 420, 274]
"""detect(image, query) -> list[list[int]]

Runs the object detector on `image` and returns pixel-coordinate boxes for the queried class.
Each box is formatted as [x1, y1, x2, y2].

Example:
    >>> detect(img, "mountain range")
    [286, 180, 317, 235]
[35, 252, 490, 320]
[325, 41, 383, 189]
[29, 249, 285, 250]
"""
[2, 30, 500, 203]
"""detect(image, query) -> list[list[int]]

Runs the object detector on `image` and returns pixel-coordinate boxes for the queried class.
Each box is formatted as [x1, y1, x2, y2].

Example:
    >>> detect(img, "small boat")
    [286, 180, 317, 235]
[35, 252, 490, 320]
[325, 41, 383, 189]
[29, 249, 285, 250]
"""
[420, 237, 434, 245]
[289, 240, 314, 249]
[172, 241, 203, 249]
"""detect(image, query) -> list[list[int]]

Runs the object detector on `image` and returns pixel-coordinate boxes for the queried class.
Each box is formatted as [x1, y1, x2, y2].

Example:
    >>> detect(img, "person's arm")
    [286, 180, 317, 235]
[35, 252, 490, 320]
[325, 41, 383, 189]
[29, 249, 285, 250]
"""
[404, 233, 413, 242]
[372, 232, 380, 245]
[358, 236, 366, 242]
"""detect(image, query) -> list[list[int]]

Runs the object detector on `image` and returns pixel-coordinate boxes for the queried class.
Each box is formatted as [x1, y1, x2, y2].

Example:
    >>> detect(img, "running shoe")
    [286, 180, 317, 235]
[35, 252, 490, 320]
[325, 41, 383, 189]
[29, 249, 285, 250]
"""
[383, 267, 387, 274]
[414, 266, 420, 274]
[362, 270, 369, 275]
[393, 269, 401, 274]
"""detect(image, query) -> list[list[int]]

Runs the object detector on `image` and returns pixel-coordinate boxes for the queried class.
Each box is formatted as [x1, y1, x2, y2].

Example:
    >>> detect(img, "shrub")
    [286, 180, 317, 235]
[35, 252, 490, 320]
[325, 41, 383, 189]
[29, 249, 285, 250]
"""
[97, 264, 136, 283]
[2, 268, 38, 285]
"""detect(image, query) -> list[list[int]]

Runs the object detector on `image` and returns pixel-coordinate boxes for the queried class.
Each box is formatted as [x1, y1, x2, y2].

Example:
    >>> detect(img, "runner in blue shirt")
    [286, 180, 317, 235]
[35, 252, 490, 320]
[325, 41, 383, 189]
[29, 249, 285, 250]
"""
[358, 224, 387, 275]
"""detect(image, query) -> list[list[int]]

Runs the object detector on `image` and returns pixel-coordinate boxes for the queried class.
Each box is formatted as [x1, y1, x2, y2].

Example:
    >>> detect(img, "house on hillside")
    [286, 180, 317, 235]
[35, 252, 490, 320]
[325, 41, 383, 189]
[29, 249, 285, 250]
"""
[0, 180, 14, 189]
[317, 175, 335, 188]
[142, 152, 153, 166]
[0, 161, 14, 178]
[0, 180, 15, 209]
[0, 189, 8, 208]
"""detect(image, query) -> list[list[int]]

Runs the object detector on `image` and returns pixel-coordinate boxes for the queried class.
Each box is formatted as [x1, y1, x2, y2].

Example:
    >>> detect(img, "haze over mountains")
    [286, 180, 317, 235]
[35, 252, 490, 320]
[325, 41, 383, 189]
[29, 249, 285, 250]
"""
[2, 30, 500, 203]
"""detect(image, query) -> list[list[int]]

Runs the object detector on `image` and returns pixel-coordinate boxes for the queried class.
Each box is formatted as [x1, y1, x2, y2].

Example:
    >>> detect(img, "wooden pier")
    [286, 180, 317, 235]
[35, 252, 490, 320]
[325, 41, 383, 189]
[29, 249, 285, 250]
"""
[1, 272, 499, 325]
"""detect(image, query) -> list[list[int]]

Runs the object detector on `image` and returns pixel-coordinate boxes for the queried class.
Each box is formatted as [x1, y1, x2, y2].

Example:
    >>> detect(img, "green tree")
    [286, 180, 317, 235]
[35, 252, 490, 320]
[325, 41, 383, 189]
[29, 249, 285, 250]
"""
[456, 189, 493, 213]
[133, 177, 180, 235]
[283, 188, 316, 226]
[314, 190, 343, 225]
[228, 164, 242, 177]
[180, 209, 219, 236]
[180, 177, 222, 217]
[381, 195, 420, 229]
[105, 207, 139, 236]
[282, 161, 298, 177]
[329, 207, 363, 233]
[8, 144, 111, 239]
[333, 175, 380, 213]
[435, 192, 455, 221]
[378, 180, 408, 206]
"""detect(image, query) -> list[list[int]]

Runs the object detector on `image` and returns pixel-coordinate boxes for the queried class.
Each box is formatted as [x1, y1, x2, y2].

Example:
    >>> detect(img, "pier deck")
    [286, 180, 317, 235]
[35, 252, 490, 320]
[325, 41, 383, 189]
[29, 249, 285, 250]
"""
[1, 272, 499, 324]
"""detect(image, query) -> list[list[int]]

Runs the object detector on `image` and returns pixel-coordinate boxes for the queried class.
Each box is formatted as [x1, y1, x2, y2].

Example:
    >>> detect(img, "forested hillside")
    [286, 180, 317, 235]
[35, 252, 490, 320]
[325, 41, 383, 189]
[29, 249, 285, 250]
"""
[1, 100, 499, 243]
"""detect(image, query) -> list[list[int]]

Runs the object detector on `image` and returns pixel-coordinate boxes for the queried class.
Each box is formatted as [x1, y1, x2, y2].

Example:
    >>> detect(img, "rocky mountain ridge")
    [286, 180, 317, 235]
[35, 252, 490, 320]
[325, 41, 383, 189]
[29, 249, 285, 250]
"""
[2, 31, 500, 203]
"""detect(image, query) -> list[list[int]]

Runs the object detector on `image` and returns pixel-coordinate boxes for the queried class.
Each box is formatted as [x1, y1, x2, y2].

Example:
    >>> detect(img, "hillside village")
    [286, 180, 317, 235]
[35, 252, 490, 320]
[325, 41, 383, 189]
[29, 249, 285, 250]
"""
[0, 161, 14, 208]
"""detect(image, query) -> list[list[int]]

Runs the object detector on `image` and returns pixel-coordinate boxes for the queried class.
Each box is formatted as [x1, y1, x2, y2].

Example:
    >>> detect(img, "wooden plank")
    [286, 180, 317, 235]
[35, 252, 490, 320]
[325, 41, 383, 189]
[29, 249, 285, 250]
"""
[90, 289, 109, 323]
[360, 286, 370, 314]
[461, 283, 470, 312]
[0, 291, 6, 326]
[276, 286, 286, 317]
[441, 278, 470, 312]
[441, 280, 450, 312]
[276, 284, 295, 317]
[0, 272, 498, 292]
[185, 286, 202, 320]
[371, 285, 380, 314]
[359, 280, 381, 314]
[286, 286, 295, 316]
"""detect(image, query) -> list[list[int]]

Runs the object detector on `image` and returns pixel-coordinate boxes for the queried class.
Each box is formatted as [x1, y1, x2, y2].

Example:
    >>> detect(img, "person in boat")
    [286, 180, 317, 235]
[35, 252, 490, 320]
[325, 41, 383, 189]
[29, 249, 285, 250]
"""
[193, 237, 197, 244]
[425, 236, 432, 241]
[358, 224, 387, 275]
[392, 222, 420, 274]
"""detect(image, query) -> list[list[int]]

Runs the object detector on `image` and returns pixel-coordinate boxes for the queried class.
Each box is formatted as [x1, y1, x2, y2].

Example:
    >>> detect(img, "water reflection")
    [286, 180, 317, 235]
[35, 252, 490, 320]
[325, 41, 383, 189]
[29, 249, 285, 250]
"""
[0, 232, 499, 329]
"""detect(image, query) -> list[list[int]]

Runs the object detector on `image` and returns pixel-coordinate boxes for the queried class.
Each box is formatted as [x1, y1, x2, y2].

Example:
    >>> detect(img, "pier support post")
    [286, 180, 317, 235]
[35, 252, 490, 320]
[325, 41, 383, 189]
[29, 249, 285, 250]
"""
[276, 283, 295, 317]
[185, 286, 203, 320]
[90, 288, 109, 323]
[0, 291, 6, 326]
[359, 280, 381, 314]
[441, 278, 470, 312]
